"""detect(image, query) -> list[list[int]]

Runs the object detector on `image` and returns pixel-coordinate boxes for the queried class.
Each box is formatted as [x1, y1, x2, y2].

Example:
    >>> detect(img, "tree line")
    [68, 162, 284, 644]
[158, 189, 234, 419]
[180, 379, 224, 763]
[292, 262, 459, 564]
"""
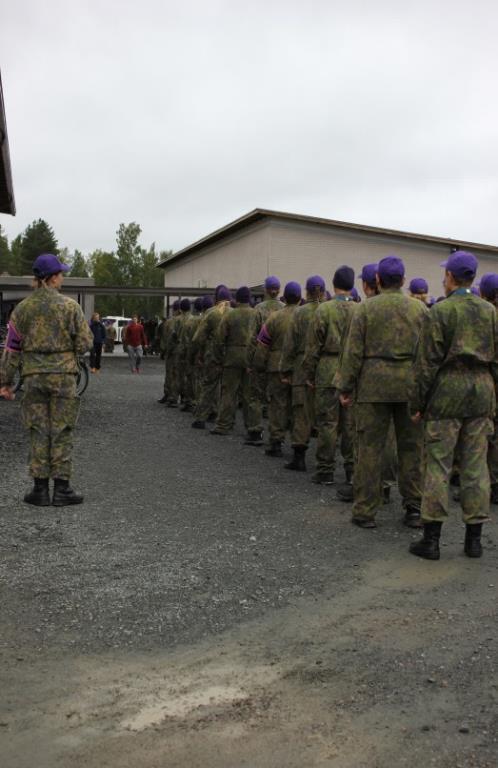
[0, 219, 171, 317]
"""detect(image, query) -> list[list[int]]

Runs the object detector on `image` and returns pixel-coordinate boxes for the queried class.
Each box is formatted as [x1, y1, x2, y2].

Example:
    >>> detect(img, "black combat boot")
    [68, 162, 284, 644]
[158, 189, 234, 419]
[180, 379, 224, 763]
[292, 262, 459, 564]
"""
[52, 479, 84, 506]
[490, 484, 498, 505]
[191, 420, 205, 429]
[284, 446, 306, 471]
[244, 431, 264, 446]
[157, 395, 168, 404]
[403, 505, 422, 528]
[24, 478, 51, 507]
[336, 482, 353, 502]
[409, 522, 442, 560]
[464, 523, 483, 558]
[311, 472, 334, 485]
[265, 442, 283, 457]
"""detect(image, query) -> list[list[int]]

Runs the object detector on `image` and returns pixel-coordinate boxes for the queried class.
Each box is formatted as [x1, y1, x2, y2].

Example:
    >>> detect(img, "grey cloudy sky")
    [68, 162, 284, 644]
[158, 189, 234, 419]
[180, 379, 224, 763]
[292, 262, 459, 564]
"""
[2, 0, 498, 255]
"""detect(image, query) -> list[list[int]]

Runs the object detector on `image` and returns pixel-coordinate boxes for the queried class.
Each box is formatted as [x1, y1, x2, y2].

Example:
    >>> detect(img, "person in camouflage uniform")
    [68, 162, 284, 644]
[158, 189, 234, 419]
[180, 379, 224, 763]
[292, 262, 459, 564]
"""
[336, 263, 398, 503]
[0, 254, 93, 506]
[175, 299, 194, 411]
[158, 300, 181, 405]
[303, 266, 357, 485]
[479, 272, 498, 505]
[252, 281, 302, 456]
[408, 277, 430, 306]
[335, 256, 427, 529]
[245, 276, 284, 445]
[180, 296, 205, 409]
[410, 252, 498, 560]
[211, 286, 261, 439]
[280, 275, 325, 471]
[190, 287, 232, 429]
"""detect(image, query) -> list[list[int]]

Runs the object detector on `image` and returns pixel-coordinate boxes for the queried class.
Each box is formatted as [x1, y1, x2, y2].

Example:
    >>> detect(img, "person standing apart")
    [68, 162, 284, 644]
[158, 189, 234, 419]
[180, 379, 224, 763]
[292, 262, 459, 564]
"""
[410, 252, 497, 560]
[89, 312, 106, 373]
[124, 314, 146, 373]
[0, 254, 93, 506]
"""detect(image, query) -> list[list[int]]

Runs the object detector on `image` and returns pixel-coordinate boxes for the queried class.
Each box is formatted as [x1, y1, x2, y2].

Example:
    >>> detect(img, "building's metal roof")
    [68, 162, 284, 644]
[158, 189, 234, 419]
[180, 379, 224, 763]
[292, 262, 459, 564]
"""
[0, 70, 15, 215]
[158, 207, 498, 269]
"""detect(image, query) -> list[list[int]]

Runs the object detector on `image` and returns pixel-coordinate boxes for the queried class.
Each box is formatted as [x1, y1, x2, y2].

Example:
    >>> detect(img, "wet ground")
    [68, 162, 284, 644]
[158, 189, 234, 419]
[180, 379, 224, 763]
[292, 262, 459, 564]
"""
[1, 355, 497, 767]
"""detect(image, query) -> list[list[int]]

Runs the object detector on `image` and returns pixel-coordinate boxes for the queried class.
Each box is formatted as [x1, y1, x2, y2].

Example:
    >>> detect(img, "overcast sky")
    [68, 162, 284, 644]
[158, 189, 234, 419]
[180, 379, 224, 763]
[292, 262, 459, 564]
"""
[1, 0, 498, 255]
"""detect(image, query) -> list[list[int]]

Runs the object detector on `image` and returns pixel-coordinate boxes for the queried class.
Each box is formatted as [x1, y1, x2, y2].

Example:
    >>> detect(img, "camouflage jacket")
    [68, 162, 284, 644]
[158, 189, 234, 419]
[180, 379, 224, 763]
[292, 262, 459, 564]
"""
[178, 313, 201, 364]
[213, 305, 255, 369]
[280, 300, 321, 386]
[0, 286, 93, 386]
[302, 295, 357, 388]
[191, 301, 232, 364]
[252, 304, 299, 373]
[159, 315, 181, 357]
[335, 288, 427, 402]
[410, 288, 498, 419]
[247, 296, 284, 366]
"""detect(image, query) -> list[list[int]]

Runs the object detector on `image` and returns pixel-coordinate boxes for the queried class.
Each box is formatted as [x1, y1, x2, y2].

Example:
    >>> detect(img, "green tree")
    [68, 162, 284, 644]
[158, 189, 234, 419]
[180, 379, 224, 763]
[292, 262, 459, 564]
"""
[18, 219, 59, 274]
[0, 225, 11, 274]
[69, 250, 90, 277]
[8, 234, 23, 274]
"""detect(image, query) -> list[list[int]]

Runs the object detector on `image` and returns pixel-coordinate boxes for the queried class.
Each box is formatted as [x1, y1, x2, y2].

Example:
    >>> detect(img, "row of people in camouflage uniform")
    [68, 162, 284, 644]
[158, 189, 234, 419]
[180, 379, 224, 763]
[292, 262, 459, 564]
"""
[156, 252, 498, 560]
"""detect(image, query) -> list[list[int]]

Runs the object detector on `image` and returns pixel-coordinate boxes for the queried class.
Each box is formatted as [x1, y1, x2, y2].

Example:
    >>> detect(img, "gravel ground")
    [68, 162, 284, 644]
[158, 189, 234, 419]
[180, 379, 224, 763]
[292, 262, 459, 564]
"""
[0, 355, 497, 768]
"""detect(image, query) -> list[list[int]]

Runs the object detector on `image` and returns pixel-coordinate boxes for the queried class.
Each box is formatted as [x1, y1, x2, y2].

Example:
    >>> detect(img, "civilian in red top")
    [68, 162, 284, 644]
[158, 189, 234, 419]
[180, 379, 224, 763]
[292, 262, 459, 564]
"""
[123, 315, 147, 373]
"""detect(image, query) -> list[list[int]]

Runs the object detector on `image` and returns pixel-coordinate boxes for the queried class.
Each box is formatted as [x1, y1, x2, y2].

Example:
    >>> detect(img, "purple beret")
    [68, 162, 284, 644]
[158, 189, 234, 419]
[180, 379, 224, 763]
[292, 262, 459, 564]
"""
[284, 281, 302, 301]
[333, 265, 355, 291]
[235, 286, 251, 304]
[265, 275, 280, 291]
[172, 299, 181, 311]
[180, 298, 191, 312]
[378, 256, 405, 280]
[216, 285, 232, 302]
[194, 297, 204, 312]
[409, 277, 428, 294]
[202, 295, 214, 310]
[351, 287, 361, 302]
[306, 275, 326, 292]
[33, 253, 70, 278]
[359, 263, 378, 285]
[324, 290, 332, 301]
[440, 250, 478, 280]
[470, 286, 481, 296]
[478, 273, 498, 299]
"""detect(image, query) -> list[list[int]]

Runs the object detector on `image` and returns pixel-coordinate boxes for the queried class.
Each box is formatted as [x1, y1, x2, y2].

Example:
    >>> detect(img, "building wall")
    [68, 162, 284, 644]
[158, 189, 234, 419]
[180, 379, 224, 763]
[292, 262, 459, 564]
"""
[162, 217, 498, 299]
[267, 219, 498, 297]
[162, 221, 271, 291]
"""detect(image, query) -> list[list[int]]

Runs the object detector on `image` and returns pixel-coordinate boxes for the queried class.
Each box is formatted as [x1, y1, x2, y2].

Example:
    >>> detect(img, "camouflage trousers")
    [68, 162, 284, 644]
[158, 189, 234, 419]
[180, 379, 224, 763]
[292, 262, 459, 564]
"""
[215, 367, 260, 434]
[291, 385, 315, 449]
[315, 387, 354, 475]
[248, 370, 267, 432]
[487, 418, 498, 486]
[352, 415, 398, 489]
[353, 402, 422, 520]
[180, 360, 195, 407]
[422, 416, 493, 524]
[267, 372, 292, 444]
[163, 353, 179, 402]
[193, 363, 221, 421]
[21, 373, 80, 480]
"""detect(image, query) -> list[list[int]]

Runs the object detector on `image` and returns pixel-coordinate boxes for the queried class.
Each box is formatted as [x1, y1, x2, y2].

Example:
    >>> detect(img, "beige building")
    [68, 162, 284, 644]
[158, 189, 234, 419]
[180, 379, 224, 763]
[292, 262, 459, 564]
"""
[159, 209, 498, 299]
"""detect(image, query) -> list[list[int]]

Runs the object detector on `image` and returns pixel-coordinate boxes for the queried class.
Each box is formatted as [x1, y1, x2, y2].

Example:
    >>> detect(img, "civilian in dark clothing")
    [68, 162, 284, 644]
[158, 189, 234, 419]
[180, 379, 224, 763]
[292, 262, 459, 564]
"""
[89, 312, 107, 373]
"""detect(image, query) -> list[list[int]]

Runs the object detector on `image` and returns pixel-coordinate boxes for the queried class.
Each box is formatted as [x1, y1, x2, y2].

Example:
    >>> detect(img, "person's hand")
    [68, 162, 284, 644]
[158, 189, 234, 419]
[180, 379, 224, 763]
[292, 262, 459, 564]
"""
[281, 377, 290, 385]
[246, 367, 253, 374]
[411, 411, 422, 424]
[339, 393, 353, 407]
[0, 386, 15, 401]
[306, 380, 315, 389]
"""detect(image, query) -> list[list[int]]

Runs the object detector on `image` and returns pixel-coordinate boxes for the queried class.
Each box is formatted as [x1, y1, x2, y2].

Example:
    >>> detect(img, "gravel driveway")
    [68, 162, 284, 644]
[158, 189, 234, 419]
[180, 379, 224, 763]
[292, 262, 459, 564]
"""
[1, 356, 497, 767]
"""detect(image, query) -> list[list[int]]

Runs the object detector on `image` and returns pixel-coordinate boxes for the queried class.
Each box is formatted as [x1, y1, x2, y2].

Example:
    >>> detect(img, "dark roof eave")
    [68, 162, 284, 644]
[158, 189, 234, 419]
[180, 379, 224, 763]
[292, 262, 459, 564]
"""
[158, 207, 498, 269]
[0, 70, 16, 216]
